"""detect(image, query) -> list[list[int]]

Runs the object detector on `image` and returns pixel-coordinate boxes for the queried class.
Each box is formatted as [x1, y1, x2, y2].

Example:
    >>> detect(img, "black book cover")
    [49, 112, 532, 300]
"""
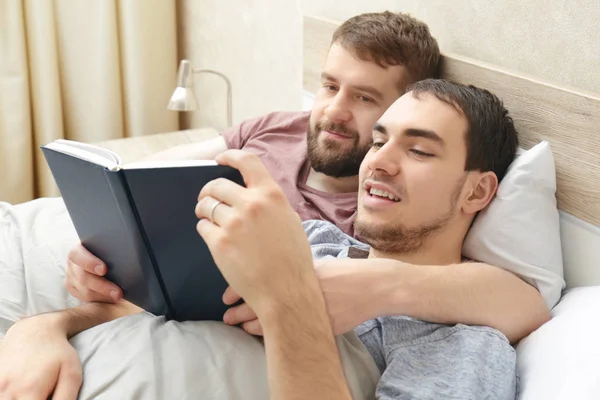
[42, 146, 244, 321]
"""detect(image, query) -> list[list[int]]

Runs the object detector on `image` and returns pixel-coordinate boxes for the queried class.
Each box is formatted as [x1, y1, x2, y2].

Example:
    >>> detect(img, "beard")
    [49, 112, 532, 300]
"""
[307, 119, 371, 178]
[354, 175, 467, 254]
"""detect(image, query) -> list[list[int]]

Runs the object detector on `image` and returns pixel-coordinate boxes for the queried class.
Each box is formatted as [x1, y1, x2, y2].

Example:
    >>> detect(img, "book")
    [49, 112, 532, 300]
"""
[41, 139, 244, 321]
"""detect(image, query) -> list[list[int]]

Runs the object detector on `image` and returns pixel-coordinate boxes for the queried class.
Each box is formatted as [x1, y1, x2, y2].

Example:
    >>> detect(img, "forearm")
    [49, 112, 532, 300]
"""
[141, 135, 227, 161]
[51, 300, 141, 339]
[260, 288, 352, 400]
[357, 259, 550, 343]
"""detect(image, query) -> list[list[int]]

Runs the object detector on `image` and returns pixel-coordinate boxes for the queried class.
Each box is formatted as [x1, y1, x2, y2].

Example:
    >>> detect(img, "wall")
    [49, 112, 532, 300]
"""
[301, 0, 600, 95]
[177, 0, 599, 130]
[176, 0, 302, 131]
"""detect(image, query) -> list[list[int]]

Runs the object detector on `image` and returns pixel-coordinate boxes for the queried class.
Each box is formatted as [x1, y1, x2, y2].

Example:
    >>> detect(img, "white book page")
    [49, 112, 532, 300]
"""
[44, 140, 121, 170]
[122, 159, 219, 169]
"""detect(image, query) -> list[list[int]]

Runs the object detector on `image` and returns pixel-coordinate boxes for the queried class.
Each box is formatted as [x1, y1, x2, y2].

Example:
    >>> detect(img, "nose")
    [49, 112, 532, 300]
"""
[367, 143, 400, 177]
[324, 92, 352, 124]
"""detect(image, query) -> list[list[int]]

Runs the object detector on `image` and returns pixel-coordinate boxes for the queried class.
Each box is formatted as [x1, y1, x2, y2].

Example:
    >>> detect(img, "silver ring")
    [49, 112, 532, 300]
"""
[209, 200, 222, 223]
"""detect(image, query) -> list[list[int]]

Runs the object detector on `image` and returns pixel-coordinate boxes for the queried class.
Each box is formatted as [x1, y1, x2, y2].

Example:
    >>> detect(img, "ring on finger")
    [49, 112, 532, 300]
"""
[209, 200, 222, 223]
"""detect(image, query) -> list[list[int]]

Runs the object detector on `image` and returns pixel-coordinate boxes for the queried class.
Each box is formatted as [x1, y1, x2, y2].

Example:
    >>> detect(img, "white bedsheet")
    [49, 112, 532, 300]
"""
[0, 197, 380, 399]
[0, 197, 81, 329]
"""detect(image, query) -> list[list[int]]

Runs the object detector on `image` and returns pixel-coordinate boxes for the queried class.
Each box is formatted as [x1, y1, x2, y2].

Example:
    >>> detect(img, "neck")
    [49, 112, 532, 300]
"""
[367, 229, 466, 266]
[305, 168, 359, 194]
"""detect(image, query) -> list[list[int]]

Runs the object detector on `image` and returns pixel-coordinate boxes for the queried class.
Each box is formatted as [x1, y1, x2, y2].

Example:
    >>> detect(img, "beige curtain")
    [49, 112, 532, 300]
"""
[0, 0, 179, 204]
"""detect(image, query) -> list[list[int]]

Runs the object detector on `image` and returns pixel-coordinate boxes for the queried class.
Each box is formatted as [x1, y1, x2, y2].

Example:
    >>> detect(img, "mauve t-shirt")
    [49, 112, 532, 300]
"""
[221, 111, 358, 236]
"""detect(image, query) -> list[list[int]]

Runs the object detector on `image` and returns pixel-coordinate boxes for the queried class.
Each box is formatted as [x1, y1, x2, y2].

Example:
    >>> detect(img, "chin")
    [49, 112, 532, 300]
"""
[319, 135, 349, 149]
[355, 212, 390, 228]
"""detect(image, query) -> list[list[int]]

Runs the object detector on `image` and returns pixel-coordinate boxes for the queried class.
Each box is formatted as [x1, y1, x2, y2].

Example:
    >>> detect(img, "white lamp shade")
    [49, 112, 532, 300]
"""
[166, 59, 232, 127]
[167, 86, 199, 111]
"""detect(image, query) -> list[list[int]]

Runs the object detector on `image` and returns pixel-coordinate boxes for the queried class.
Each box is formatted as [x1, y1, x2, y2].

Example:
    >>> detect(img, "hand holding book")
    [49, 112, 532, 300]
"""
[195, 150, 323, 321]
[42, 139, 244, 321]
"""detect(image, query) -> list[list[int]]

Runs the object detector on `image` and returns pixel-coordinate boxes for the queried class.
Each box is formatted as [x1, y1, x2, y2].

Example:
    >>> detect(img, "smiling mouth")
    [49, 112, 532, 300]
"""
[367, 187, 400, 202]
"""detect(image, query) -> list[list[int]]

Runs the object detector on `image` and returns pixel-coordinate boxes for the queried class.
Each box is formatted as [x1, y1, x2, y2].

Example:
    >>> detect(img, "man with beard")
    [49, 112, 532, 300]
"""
[0, 12, 547, 400]
[139, 11, 441, 237]
[189, 79, 520, 399]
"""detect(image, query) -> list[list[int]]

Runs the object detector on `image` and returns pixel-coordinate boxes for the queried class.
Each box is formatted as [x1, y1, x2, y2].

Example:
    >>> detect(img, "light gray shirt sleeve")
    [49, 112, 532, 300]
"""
[357, 317, 518, 400]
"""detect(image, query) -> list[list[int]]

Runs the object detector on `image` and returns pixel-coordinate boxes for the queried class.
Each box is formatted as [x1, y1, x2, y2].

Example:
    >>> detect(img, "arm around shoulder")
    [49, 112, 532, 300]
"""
[385, 259, 551, 343]
[318, 257, 550, 343]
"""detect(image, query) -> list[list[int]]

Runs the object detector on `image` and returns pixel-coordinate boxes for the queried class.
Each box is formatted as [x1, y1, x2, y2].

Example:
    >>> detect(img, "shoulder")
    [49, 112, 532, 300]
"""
[361, 318, 517, 400]
[221, 110, 310, 150]
[360, 317, 515, 375]
[243, 111, 310, 134]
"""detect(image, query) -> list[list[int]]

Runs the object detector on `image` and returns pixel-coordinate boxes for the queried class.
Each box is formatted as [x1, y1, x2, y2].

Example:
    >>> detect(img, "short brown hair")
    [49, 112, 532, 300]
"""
[408, 79, 518, 182]
[332, 11, 440, 86]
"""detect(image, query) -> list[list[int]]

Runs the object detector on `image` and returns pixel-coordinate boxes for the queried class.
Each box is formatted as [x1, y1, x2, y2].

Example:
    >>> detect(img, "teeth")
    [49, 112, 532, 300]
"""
[369, 187, 400, 202]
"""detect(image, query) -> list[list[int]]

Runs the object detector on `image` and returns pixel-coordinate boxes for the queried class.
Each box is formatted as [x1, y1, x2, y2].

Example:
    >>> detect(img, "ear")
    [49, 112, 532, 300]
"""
[462, 172, 498, 215]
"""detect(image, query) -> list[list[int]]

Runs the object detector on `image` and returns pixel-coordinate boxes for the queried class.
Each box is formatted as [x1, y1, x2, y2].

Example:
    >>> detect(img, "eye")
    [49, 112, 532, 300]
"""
[410, 149, 434, 157]
[371, 141, 384, 148]
[323, 84, 338, 92]
[358, 95, 374, 103]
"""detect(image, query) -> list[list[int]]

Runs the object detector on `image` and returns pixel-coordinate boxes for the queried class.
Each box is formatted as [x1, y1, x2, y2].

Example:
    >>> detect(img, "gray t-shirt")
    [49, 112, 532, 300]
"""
[303, 220, 518, 400]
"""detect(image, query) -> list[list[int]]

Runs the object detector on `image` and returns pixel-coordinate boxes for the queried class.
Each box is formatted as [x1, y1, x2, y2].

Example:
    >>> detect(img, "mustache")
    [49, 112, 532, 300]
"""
[316, 120, 358, 137]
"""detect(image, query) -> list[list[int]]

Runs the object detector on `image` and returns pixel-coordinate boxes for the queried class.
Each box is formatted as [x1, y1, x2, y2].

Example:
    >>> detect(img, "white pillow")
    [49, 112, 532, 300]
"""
[463, 141, 566, 309]
[516, 286, 600, 400]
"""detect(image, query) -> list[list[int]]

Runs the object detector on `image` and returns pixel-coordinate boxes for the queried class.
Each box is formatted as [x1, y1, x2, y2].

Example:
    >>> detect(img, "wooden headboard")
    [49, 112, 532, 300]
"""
[303, 15, 600, 229]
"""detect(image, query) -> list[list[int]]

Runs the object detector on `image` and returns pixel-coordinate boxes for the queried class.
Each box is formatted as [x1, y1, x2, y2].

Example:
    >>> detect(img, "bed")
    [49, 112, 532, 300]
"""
[1, 14, 600, 400]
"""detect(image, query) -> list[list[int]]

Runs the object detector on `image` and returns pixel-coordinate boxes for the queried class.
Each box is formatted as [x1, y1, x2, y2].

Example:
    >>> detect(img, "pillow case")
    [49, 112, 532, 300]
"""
[516, 286, 600, 400]
[463, 141, 566, 309]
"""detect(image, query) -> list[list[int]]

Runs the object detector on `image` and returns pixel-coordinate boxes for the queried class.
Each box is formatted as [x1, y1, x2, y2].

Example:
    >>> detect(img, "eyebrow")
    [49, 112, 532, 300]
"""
[405, 129, 445, 146]
[321, 72, 384, 101]
[373, 123, 388, 136]
[373, 124, 446, 147]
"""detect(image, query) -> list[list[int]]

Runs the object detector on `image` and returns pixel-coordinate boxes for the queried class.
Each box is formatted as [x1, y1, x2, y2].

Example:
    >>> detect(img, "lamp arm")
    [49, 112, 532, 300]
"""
[193, 68, 232, 128]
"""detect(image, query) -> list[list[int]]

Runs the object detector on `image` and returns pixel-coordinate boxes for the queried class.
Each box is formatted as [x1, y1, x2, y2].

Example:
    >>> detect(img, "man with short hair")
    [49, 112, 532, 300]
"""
[0, 12, 547, 399]
[192, 79, 522, 398]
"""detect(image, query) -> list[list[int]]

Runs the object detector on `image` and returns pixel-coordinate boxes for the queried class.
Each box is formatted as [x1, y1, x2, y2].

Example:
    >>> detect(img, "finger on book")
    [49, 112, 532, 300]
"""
[222, 286, 241, 305]
[86, 274, 122, 302]
[223, 302, 256, 325]
[241, 319, 263, 336]
[66, 268, 99, 303]
[215, 150, 273, 188]
[68, 243, 106, 276]
[198, 178, 245, 208]
[196, 218, 219, 248]
[195, 195, 233, 227]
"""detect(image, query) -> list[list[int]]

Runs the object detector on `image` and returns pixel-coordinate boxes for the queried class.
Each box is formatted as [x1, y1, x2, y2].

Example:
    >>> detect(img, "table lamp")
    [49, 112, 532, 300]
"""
[167, 59, 232, 128]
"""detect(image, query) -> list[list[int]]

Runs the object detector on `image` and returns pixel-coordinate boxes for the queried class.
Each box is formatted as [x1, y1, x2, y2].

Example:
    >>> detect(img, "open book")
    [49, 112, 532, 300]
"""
[42, 139, 244, 321]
